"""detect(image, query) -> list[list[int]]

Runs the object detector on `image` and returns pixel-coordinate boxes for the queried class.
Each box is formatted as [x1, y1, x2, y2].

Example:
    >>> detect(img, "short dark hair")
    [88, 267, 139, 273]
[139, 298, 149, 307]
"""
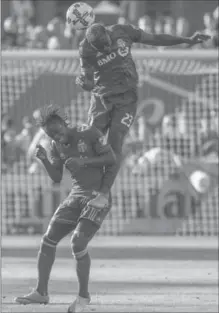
[36, 105, 67, 128]
[86, 23, 106, 44]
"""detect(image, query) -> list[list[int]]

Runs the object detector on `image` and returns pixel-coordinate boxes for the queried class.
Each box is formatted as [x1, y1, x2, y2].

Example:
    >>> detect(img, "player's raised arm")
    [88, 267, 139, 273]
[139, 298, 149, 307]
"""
[122, 24, 211, 46]
[76, 43, 95, 91]
[35, 141, 64, 183]
[139, 31, 211, 46]
[35, 107, 65, 183]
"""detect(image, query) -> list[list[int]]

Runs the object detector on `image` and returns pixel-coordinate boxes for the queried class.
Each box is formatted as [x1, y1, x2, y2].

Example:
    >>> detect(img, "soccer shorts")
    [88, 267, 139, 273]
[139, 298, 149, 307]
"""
[50, 191, 112, 228]
[88, 89, 138, 135]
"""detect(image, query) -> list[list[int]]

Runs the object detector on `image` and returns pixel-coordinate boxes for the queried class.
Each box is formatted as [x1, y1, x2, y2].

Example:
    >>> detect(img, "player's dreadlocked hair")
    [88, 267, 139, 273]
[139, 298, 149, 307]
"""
[36, 104, 68, 128]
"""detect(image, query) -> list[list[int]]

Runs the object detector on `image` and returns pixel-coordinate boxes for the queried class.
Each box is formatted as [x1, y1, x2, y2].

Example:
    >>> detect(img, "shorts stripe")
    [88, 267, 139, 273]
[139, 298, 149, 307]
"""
[89, 207, 97, 220]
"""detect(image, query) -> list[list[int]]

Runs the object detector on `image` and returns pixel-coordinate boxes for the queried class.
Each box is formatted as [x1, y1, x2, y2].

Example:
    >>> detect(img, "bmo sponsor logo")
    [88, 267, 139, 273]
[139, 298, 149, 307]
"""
[97, 52, 116, 66]
[97, 38, 129, 66]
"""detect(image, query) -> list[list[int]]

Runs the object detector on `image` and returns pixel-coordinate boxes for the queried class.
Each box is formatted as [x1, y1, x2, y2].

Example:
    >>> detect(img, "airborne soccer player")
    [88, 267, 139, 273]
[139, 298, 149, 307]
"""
[76, 22, 211, 209]
[15, 105, 116, 313]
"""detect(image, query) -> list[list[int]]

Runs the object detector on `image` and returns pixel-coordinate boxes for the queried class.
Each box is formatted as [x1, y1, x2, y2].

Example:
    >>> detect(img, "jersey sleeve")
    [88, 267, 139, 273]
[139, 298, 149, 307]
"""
[120, 24, 144, 43]
[49, 141, 64, 169]
[89, 126, 111, 155]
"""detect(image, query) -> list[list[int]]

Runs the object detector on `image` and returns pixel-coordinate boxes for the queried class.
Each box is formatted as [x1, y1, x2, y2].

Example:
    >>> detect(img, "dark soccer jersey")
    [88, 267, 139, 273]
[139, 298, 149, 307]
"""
[79, 24, 144, 96]
[49, 125, 110, 192]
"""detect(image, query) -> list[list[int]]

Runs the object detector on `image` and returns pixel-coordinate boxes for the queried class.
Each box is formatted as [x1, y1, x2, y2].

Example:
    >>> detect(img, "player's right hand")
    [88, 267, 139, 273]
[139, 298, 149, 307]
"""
[35, 144, 47, 160]
[189, 32, 211, 45]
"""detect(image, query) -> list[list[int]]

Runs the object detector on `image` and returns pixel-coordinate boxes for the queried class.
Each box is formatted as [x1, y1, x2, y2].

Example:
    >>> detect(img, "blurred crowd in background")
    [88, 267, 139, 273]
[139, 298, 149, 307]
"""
[1, 0, 219, 50]
[1, 109, 51, 173]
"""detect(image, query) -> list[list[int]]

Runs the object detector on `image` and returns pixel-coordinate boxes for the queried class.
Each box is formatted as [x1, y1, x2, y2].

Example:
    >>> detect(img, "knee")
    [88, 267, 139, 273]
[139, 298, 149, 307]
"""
[71, 231, 89, 259]
[39, 233, 58, 257]
[39, 224, 61, 256]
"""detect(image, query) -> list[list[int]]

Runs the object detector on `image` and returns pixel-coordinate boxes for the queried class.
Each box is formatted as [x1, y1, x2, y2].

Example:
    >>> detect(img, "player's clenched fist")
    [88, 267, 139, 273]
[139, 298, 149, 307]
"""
[35, 144, 47, 160]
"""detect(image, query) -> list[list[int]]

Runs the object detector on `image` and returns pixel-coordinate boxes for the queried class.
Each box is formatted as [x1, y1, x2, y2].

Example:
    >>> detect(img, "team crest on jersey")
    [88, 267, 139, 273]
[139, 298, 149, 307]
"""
[117, 39, 126, 48]
[77, 139, 87, 153]
[117, 38, 129, 57]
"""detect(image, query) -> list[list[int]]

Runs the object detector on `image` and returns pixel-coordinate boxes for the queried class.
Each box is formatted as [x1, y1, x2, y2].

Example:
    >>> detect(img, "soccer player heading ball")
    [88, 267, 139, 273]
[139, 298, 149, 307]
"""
[76, 20, 211, 209]
[15, 105, 116, 312]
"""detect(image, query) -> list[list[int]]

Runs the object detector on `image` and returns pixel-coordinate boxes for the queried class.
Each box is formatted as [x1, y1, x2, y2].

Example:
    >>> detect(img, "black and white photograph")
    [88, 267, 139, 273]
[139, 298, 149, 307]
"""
[1, 0, 218, 312]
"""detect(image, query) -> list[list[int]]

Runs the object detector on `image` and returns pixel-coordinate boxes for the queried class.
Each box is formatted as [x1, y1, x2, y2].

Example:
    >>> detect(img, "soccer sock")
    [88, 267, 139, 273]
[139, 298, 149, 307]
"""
[36, 240, 56, 296]
[75, 250, 91, 299]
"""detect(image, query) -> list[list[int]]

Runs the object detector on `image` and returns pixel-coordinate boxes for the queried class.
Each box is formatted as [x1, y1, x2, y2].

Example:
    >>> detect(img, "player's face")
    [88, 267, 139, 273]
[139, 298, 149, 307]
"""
[93, 31, 112, 53]
[44, 122, 69, 144]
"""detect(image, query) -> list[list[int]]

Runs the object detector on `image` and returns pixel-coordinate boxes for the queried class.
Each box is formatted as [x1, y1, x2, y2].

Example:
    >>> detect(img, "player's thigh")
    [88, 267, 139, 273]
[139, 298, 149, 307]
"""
[88, 93, 111, 134]
[44, 220, 74, 245]
[71, 194, 112, 252]
[111, 89, 138, 134]
[50, 193, 82, 228]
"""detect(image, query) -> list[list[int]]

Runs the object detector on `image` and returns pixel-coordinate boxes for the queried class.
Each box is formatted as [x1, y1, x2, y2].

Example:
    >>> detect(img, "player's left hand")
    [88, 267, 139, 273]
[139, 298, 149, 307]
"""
[188, 32, 211, 45]
[88, 192, 109, 210]
[65, 157, 86, 173]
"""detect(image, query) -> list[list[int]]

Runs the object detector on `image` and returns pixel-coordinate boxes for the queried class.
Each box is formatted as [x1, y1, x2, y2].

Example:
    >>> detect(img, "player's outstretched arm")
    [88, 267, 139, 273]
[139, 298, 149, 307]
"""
[139, 31, 211, 47]
[36, 144, 63, 183]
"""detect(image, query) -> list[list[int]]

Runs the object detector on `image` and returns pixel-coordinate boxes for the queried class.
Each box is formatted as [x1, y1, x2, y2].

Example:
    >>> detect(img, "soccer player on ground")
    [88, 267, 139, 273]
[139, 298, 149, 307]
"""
[15, 105, 116, 312]
[76, 22, 211, 208]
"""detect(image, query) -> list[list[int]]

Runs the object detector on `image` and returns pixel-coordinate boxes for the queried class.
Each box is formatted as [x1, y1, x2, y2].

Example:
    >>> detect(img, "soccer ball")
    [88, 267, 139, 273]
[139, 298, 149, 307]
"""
[66, 2, 95, 30]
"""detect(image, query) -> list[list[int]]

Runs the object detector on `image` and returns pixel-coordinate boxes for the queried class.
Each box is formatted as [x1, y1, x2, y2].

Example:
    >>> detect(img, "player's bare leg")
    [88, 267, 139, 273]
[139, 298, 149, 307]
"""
[15, 222, 74, 304]
[68, 219, 99, 313]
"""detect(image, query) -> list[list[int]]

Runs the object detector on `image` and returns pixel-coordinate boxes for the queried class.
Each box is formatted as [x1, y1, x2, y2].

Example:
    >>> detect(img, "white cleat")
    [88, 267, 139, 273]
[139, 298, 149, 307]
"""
[67, 295, 91, 312]
[15, 289, 49, 305]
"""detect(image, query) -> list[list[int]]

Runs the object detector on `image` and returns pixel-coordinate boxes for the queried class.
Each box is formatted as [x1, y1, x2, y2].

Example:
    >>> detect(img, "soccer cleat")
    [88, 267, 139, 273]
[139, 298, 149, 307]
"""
[67, 295, 91, 312]
[15, 289, 49, 305]
[88, 193, 109, 209]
